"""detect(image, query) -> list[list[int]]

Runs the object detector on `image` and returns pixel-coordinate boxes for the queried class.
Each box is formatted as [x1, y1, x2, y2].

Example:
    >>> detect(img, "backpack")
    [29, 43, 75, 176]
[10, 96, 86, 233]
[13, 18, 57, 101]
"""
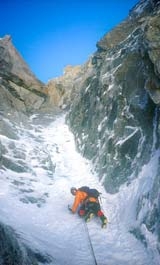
[78, 186, 101, 199]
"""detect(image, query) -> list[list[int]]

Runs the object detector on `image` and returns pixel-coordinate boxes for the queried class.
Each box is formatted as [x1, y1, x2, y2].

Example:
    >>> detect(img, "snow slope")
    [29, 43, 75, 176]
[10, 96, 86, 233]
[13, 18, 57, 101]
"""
[0, 113, 156, 265]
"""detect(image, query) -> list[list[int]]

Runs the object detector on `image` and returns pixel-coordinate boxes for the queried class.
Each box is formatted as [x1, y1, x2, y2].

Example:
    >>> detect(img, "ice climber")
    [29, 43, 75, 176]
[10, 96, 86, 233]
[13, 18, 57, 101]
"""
[68, 187, 108, 228]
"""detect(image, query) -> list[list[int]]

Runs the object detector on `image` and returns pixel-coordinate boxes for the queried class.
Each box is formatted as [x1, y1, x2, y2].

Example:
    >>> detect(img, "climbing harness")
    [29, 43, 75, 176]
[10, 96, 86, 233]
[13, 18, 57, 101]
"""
[83, 222, 98, 265]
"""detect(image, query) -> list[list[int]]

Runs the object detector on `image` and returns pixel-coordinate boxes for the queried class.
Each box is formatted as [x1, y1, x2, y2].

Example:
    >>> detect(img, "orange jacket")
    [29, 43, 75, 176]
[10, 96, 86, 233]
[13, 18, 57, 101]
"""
[71, 190, 88, 213]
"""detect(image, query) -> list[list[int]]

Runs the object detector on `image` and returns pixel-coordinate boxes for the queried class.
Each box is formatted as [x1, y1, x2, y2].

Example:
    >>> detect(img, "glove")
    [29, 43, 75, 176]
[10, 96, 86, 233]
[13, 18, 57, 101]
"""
[68, 205, 72, 212]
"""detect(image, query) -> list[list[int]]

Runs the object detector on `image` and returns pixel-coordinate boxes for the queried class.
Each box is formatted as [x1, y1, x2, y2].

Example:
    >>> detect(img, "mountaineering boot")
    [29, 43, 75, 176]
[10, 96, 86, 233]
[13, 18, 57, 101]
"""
[101, 216, 108, 228]
[85, 212, 94, 222]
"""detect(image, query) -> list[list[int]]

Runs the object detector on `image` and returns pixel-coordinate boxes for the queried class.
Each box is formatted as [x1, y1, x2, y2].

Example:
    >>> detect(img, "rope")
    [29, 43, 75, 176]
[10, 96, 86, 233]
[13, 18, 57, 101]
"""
[83, 222, 98, 265]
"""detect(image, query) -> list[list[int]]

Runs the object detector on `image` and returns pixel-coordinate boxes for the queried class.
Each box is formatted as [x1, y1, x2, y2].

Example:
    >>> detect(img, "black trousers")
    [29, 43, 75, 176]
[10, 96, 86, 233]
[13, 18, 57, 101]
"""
[78, 201, 101, 216]
[85, 201, 101, 215]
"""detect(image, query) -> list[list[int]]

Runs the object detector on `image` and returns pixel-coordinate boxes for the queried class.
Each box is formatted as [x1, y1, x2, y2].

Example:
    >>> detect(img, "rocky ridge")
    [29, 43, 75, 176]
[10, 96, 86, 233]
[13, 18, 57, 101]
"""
[0, 35, 48, 114]
[44, 61, 94, 109]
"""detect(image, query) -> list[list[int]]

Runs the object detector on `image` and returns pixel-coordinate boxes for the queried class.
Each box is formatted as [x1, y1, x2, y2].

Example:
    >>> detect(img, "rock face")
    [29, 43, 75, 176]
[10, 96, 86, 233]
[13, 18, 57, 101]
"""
[0, 35, 47, 113]
[0, 222, 52, 265]
[67, 0, 160, 192]
[44, 62, 93, 109]
[44, 65, 82, 109]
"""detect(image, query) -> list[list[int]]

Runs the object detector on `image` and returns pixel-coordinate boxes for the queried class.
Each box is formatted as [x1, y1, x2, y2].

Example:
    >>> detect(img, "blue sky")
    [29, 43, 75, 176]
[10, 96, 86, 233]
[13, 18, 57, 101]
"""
[0, 0, 138, 83]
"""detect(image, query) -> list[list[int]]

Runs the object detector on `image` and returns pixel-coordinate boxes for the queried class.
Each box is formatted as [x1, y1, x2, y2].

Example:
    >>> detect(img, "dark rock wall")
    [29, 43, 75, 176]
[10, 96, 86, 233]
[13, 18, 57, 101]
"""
[67, 0, 160, 193]
[0, 222, 52, 265]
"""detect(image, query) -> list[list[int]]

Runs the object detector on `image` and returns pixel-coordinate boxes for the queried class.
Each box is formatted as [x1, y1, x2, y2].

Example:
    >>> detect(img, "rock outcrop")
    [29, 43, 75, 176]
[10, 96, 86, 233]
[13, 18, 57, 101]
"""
[67, 0, 160, 192]
[44, 62, 94, 109]
[0, 35, 47, 113]
[0, 222, 52, 265]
